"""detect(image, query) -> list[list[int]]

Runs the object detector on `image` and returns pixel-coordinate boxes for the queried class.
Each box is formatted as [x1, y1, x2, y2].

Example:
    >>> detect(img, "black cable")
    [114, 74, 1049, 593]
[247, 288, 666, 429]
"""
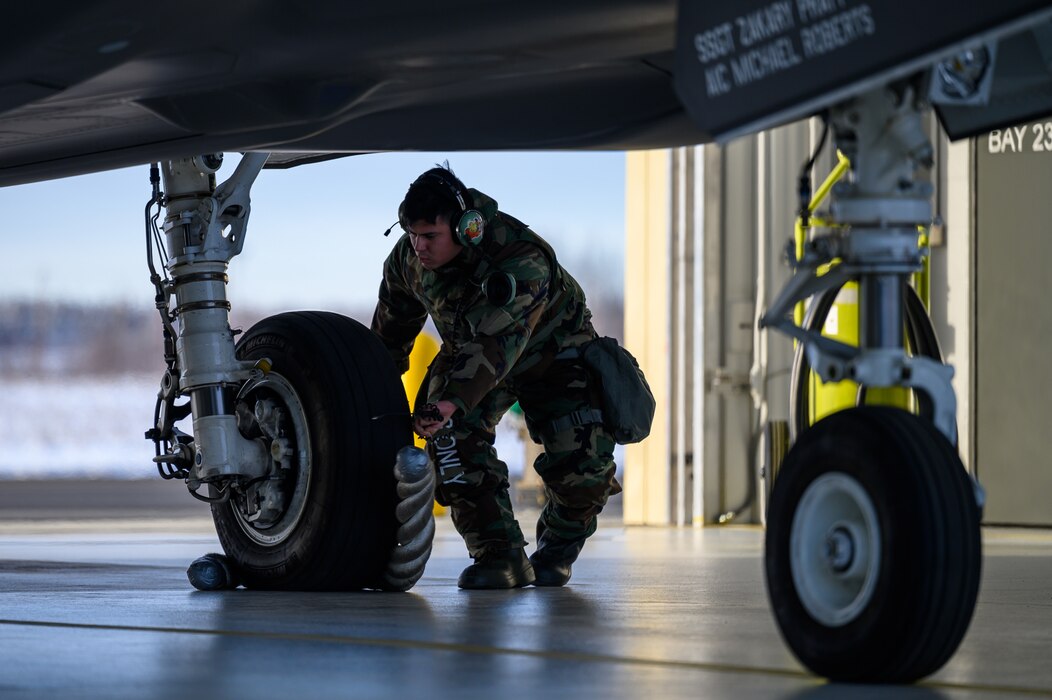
[788, 282, 945, 441]
[144, 162, 189, 479]
[187, 480, 232, 504]
[144, 165, 176, 341]
[798, 114, 829, 232]
[789, 285, 841, 440]
[152, 208, 168, 268]
[145, 163, 165, 272]
[145, 201, 158, 277]
[717, 409, 762, 525]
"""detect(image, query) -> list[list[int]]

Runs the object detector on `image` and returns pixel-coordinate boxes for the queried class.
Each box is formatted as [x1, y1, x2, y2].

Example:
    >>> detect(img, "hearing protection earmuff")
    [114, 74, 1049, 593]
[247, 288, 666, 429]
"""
[413, 169, 486, 247]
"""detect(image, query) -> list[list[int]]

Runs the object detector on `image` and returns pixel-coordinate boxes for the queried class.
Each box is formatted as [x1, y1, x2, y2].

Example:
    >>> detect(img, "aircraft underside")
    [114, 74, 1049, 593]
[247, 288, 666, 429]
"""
[3, 0, 1052, 684]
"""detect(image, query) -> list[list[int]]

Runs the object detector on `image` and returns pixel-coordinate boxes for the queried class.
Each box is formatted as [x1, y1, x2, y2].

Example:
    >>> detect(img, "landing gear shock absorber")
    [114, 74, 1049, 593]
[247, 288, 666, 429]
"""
[156, 153, 271, 494]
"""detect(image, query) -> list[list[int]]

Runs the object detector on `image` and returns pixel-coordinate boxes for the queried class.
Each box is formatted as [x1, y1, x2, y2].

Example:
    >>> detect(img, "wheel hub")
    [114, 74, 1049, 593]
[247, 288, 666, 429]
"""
[228, 372, 312, 545]
[825, 526, 855, 573]
[790, 471, 882, 627]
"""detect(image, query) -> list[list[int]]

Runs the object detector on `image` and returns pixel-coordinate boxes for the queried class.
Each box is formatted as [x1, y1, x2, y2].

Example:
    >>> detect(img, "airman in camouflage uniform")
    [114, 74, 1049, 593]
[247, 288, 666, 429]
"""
[371, 166, 621, 589]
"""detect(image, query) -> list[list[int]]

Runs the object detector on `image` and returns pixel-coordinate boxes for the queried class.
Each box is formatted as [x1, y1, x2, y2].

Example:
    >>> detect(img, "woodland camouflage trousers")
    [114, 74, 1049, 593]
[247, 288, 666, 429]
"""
[421, 354, 622, 558]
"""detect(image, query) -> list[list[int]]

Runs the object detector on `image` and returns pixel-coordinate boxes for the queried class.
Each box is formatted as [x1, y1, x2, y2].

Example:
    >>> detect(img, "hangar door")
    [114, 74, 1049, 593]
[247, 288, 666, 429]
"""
[976, 123, 1052, 526]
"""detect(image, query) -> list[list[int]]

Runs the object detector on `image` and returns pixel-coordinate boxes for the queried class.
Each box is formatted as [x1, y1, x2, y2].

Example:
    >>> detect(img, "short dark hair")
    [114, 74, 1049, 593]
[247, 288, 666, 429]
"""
[399, 166, 468, 229]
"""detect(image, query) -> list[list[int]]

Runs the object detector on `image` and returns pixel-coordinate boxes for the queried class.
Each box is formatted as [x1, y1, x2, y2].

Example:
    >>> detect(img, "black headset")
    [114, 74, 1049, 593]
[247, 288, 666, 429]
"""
[411, 168, 487, 247]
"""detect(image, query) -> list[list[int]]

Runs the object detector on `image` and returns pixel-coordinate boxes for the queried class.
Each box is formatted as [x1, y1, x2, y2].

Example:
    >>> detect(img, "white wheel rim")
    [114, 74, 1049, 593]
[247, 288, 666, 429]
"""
[231, 372, 312, 547]
[790, 471, 881, 627]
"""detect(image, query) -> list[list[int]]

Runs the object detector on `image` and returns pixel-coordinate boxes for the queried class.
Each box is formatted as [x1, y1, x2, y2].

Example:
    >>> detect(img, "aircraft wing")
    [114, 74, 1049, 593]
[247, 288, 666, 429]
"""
[0, 1, 708, 187]
[5, 1, 1052, 188]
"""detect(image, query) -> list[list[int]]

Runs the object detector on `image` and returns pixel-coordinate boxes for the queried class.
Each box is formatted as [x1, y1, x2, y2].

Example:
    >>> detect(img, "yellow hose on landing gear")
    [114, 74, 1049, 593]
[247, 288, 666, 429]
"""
[793, 151, 928, 428]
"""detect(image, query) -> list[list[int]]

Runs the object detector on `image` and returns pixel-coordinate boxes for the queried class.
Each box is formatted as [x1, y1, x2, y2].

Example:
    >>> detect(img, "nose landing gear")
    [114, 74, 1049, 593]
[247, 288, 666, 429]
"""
[761, 81, 982, 682]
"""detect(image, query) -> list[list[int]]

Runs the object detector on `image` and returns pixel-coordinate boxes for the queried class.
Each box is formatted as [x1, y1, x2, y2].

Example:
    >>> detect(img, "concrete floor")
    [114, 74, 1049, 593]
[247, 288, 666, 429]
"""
[0, 490, 1050, 699]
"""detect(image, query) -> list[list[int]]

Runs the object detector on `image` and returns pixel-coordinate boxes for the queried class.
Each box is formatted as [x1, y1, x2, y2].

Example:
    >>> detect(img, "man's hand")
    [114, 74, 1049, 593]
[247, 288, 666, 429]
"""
[414, 400, 457, 439]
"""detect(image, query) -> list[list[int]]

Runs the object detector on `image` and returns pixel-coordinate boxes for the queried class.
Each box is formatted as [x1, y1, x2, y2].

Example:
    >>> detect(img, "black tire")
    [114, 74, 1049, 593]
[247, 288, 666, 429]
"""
[211, 311, 411, 590]
[789, 283, 943, 441]
[765, 406, 981, 682]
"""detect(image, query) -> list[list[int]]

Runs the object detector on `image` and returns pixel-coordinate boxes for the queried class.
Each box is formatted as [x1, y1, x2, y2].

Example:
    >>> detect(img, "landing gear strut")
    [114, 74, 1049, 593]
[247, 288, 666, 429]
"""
[143, 153, 434, 590]
[761, 81, 983, 682]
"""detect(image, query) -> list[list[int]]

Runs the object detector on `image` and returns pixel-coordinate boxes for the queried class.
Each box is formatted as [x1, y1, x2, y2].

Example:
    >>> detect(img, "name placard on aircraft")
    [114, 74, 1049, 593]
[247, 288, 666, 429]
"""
[675, 0, 1051, 141]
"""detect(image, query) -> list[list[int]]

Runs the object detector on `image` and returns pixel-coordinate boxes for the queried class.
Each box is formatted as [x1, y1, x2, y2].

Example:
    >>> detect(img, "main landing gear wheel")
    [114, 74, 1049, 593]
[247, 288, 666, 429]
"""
[211, 311, 411, 590]
[765, 406, 981, 682]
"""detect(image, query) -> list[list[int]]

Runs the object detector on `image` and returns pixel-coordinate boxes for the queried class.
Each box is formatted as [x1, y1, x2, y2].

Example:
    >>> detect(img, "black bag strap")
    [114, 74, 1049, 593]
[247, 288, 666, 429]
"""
[546, 408, 604, 435]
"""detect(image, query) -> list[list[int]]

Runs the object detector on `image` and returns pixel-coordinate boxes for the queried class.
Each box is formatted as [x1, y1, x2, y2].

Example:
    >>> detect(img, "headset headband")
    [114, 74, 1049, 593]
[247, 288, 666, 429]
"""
[409, 168, 486, 247]
[419, 170, 468, 213]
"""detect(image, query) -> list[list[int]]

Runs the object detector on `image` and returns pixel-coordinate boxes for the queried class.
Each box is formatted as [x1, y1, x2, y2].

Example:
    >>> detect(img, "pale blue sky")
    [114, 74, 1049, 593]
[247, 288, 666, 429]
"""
[0, 152, 625, 312]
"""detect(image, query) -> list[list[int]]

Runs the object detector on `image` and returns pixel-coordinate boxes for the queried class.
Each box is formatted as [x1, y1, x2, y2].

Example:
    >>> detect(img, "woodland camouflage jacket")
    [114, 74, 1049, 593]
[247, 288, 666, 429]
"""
[371, 189, 595, 416]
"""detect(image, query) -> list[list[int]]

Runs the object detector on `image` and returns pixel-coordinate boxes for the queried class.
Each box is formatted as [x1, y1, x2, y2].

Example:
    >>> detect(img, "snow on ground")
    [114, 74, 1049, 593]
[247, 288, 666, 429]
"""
[0, 375, 611, 481]
[0, 375, 163, 479]
[0, 374, 618, 484]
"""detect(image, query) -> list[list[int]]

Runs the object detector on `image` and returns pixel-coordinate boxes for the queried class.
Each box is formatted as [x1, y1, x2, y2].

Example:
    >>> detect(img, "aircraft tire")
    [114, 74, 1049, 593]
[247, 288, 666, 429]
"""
[211, 311, 409, 590]
[765, 406, 981, 683]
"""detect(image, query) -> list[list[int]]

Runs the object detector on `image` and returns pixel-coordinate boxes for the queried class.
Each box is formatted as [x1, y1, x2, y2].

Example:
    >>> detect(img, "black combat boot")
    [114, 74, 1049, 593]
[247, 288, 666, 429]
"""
[529, 531, 586, 587]
[457, 547, 536, 589]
